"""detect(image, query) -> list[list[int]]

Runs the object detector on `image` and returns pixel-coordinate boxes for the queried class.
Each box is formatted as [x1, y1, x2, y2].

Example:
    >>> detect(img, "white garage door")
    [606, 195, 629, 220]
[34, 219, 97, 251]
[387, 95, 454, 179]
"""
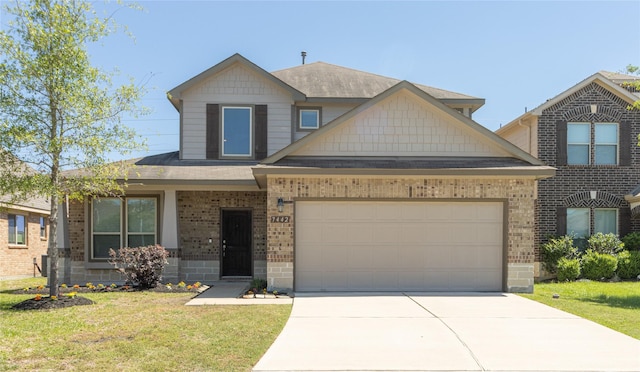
[295, 201, 503, 292]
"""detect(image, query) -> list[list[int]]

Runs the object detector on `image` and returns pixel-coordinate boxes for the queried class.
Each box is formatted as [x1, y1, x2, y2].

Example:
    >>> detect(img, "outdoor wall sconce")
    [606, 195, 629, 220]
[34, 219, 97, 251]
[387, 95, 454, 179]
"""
[277, 197, 284, 213]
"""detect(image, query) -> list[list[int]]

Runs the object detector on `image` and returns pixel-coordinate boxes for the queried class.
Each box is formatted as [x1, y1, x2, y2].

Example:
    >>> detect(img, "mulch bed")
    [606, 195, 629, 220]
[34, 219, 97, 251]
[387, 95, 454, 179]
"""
[10, 283, 206, 311]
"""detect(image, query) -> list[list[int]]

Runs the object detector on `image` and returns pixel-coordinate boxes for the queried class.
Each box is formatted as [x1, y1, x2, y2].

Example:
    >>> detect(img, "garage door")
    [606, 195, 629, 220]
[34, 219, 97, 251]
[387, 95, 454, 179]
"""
[295, 201, 503, 291]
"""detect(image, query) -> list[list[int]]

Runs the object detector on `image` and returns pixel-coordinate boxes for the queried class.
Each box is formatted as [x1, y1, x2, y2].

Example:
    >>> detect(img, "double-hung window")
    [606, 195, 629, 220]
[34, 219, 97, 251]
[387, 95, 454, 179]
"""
[567, 123, 590, 165]
[567, 122, 618, 165]
[222, 106, 252, 157]
[594, 123, 618, 165]
[567, 207, 618, 237]
[91, 197, 157, 259]
[8, 214, 26, 245]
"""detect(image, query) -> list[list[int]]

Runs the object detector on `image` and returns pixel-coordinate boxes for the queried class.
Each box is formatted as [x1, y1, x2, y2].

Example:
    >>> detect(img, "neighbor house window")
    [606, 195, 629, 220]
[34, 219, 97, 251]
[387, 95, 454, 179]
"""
[222, 106, 252, 157]
[566, 207, 618, 237]
[567, 123, 590, 165]
[299, 109, 320, 130]
[8, 214, 26, 245]
[40, 216, 47, 239]
[594, 123, 618, 165]
[91, 197, 157, 259]
[567, 122, 618, 165]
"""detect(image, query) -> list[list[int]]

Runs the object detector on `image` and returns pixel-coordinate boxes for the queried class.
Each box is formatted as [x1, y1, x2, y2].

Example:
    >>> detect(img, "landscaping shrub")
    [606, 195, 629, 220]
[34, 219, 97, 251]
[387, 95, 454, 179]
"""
[556, 257, 580, 281]
[250, 278, 267, 291]
[580, 250, 618, 280]
[616, 250, 640, 280]
[587, 232, 624, 254]
[108, 245, 169, 289]
[541, 235, 577, 273]
[621, 232, 640, 251]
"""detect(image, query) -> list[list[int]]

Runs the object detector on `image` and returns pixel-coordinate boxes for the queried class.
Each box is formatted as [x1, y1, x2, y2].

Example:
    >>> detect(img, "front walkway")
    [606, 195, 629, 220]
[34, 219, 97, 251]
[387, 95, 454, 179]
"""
[253, 292, 640, 372]
[185, 281, 293, 305]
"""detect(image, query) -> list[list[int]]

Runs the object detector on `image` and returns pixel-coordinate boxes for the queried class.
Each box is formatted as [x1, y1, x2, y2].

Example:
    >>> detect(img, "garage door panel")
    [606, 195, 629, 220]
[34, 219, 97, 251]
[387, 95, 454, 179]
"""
[372, 246, 399, 268]
[398, 245, 426, 269]
[372, 272, 400, 290]
[348, 271, 374, 290]
[296, 201, 503, 292]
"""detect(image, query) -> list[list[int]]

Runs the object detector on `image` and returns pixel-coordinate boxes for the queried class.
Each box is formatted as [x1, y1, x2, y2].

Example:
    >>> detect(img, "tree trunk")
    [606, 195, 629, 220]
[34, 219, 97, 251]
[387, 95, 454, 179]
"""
[48, 194, 59, 298]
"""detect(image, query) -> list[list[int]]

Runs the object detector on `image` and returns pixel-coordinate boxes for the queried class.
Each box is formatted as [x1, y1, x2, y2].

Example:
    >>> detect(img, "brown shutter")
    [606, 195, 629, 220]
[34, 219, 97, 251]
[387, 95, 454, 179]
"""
[556, 120, 567, 166]
[619, 207, 632, 237]
[254, 105, 268, 160]
[619, 121, 631, 166]
[206, 104, 219, 159]
[556, 207, 567, 236]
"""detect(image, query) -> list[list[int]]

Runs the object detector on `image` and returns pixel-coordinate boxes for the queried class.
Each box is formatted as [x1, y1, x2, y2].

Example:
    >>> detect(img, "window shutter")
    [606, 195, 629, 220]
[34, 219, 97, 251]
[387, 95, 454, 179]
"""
[255, 105, 268, 160]
[206, 104, 219, 159]
[619, 207, 631, 237]
[619, 121, 631, 166]
[556, 207, 567, 236]
[556, 120, 567, 166]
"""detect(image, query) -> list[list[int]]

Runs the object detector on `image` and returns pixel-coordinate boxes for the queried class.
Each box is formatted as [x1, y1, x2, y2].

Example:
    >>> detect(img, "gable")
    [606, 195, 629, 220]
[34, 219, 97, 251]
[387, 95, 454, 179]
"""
[288, 89, 510, 158]
[542, 82, 634, 122]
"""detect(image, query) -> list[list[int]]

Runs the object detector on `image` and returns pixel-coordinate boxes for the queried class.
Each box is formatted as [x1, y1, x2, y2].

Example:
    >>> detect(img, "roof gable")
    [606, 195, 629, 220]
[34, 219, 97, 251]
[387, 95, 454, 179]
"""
[531, 72, 638, 115]
[167, 53, 305, 110]
[264, 81, 543, 165]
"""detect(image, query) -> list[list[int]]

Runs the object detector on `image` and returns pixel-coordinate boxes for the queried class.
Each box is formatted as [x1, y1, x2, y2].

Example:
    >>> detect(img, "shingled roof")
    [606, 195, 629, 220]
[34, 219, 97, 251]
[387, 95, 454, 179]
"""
[271, 61, 479, 100]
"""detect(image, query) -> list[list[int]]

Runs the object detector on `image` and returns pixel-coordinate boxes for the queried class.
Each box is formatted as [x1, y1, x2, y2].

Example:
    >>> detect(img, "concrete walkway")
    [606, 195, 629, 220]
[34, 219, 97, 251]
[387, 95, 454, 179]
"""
[185, 281, 293, 305]
[253, 292, 640, 372]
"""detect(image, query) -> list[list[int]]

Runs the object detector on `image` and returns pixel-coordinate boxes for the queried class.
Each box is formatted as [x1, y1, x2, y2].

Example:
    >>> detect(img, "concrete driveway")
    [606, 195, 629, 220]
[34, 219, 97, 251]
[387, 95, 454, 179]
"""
[253, 292, 640, 372]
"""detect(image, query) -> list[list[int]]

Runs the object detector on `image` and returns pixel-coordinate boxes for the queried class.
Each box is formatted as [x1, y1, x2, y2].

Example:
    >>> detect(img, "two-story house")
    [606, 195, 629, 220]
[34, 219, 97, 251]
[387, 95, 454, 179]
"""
[58, 53, 553, 293]
[497, 71, 640, 277]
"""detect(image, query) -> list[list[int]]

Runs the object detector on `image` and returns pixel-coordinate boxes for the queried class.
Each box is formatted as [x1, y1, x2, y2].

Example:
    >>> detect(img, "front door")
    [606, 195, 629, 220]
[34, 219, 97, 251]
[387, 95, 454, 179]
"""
[221, 210, 252, 277]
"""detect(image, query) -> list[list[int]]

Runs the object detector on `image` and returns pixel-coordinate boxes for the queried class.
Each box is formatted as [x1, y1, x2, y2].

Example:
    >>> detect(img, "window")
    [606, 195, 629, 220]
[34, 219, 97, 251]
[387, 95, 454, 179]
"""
[567, 123, 590, 165]
[594, 123, 618, 165]
[91, 197, 157, 259]
[8, 214, 26, 245]
[222, 106, 252, 157]
[40, 216, 47, 239]
[566, 207, 618, 237]
[299, 109, 320, 130]
[567, 122, 618, 165]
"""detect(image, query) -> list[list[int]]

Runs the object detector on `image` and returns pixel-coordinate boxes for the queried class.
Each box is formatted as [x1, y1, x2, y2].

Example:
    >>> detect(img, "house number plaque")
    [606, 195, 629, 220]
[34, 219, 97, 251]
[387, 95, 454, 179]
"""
[270, 216, 290, 223]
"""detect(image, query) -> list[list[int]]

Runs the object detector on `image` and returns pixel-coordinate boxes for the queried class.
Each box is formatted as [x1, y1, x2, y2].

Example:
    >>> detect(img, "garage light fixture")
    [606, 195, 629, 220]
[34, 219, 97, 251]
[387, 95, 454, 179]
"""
[277, 197, 284, 213]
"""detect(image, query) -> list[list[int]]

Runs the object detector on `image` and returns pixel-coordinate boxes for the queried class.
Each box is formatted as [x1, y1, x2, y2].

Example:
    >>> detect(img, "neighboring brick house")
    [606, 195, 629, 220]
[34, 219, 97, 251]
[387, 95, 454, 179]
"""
[0, 187, 49, 279]
[497, 71, 640, 277]
[59, 53, 553, 292]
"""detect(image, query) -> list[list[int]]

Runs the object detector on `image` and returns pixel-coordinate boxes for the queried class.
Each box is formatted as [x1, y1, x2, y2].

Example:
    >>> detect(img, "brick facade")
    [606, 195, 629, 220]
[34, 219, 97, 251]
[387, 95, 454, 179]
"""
[0, 210, 48, 278]
[64, 191, 267, 284]
[266, 176, 538, 292]
[536, 82, 640, 257]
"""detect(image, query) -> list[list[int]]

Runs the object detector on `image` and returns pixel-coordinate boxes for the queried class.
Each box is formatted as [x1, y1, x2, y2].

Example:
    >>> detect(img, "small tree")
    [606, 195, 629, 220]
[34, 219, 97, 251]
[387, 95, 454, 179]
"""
[108, 245, 169, 289]
[0, 0, 146, 297]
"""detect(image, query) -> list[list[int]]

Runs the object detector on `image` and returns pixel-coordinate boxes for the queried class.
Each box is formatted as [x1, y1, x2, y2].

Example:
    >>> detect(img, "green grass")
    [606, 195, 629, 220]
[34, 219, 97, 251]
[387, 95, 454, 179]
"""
[521, 281, 640, 339]
[0, 277, 291, 371]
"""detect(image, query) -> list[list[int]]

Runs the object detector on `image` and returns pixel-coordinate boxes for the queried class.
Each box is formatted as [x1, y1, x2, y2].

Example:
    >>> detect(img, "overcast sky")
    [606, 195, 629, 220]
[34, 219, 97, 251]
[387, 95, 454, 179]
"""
[2, 0, 639, 161]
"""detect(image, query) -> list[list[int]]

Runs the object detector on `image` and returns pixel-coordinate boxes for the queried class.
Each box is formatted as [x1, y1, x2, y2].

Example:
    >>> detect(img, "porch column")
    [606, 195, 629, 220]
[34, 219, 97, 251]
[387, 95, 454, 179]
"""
[161, 189, 179, 250]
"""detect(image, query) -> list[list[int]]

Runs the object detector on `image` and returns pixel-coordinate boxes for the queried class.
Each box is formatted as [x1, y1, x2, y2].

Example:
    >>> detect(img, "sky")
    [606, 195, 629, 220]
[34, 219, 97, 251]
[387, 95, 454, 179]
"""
[2, 0, 640, 161]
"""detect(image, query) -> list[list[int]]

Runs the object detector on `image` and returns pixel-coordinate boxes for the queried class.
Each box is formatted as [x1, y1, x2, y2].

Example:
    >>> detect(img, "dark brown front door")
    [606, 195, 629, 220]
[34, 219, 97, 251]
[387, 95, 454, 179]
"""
[221, 210, 252, 277]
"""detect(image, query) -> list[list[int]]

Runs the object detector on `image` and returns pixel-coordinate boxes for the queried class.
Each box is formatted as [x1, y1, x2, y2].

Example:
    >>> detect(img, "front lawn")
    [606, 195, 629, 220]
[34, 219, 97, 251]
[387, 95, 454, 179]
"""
[521, 281, 640, 340]
[0, 277, 291, 371]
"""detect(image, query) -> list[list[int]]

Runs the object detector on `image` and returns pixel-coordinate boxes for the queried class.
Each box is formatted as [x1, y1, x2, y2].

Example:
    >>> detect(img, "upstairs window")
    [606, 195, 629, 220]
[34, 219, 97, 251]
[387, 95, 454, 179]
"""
[8, 214, 26, 245]
[594, 123, 618, 165]
[566, 122, 618, 165]
[222, 106, 252, 157]
[299, 109, 320, 130]
[567, 123, 590, 165]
